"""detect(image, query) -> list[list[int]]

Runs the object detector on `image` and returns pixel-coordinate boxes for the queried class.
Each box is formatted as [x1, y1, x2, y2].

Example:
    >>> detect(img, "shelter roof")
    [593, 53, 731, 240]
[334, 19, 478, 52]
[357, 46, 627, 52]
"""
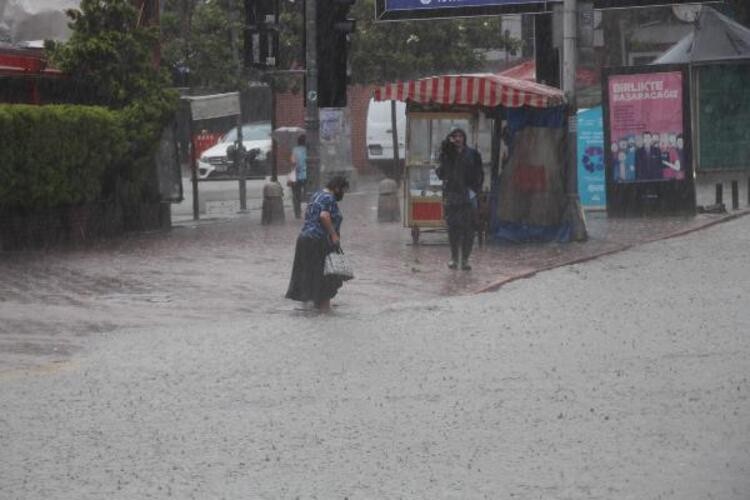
[372, 73, 565, 109]
[653, 7, 750, 64]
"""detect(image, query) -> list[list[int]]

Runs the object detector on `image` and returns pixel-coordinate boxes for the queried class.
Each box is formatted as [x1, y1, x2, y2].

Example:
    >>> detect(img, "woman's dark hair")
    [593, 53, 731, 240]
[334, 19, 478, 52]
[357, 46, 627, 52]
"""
[326, 175, 350, 191]
[297, 134, 306, 146]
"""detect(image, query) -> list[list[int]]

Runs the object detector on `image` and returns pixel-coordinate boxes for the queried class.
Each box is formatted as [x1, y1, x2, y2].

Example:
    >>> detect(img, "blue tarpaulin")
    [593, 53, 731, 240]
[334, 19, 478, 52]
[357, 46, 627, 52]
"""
[490, 105, 570, 243]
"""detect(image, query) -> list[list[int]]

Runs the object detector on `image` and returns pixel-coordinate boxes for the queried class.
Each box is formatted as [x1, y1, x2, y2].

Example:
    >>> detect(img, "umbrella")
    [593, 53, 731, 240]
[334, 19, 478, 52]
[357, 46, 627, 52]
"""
[272, 126, 305, 148]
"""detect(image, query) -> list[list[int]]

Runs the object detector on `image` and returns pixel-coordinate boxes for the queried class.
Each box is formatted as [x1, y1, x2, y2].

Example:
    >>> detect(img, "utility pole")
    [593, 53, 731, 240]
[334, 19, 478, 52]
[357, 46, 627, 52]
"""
[231, 0, 247, 211]
[562, 0, 576, 145]
[305, 0, 321, 190]
[562, 0, 587, 241]
[390, 100, 400, 180]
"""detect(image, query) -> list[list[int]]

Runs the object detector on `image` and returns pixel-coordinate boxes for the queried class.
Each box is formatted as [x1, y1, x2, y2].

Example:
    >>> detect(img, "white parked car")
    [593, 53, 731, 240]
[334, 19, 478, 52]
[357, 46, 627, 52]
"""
[197, 122, 272, 179]
[366, 98, 405, 179]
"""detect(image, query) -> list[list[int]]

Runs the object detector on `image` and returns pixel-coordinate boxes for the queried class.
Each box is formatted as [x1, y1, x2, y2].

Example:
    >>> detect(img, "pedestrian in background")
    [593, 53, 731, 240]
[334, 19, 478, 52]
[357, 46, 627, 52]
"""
[286, 175, 350, 312]
[436, 128, 484, 271]
[288, 134, 308, 219]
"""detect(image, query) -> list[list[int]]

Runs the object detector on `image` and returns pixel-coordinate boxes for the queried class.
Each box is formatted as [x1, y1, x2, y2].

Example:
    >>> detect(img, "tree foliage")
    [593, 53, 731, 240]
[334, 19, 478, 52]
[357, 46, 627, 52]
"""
[161, 0, 522, 90]
[348, 0, 520, 84]
[161, 0, 247, 91]
[726, 0, 750, 27]
[0, 105, 127, 209]
[161, 1, 750, 92]
[46, 0, 175, 110]
[45, 0, 179, 201]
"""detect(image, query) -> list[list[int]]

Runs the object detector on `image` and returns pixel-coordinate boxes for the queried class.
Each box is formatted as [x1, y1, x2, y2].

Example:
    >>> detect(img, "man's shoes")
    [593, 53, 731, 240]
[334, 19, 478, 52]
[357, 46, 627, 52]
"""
[448, 260, 458, 269]
[461, 261, 472, 271]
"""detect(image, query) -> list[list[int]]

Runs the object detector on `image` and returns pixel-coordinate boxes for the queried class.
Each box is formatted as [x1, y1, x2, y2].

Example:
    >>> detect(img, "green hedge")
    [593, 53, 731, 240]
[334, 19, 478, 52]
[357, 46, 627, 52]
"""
[0, 104, 127, 210]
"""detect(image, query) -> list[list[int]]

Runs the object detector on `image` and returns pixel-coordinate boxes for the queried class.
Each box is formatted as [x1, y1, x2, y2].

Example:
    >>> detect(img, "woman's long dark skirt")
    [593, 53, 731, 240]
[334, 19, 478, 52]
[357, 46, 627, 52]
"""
[286, 236, 343, 306]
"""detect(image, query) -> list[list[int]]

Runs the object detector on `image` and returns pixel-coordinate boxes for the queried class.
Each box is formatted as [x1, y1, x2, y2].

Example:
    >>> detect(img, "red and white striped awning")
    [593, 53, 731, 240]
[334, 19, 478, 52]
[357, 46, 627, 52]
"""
[372, 73, 565, 109]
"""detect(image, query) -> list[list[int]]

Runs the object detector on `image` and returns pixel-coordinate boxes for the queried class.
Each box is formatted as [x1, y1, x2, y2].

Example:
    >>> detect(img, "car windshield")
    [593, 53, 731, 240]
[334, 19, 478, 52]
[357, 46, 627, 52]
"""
[221, 123, 271, 143]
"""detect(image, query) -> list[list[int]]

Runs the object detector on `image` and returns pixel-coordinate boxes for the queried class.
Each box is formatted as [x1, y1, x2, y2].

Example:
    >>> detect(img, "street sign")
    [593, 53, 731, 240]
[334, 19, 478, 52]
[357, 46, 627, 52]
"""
[184, 92, 240, 121]
[593, 0, 718, 8]
[376, 0, 717, 21]
[376, 0, 555, 20]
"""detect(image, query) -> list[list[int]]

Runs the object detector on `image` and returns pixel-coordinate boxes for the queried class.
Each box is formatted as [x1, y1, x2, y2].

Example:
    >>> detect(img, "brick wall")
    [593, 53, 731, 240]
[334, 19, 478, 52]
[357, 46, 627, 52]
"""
[274, 90, 305, 175]
[348, 85, 379, 176]
[274, 84, 379, 176]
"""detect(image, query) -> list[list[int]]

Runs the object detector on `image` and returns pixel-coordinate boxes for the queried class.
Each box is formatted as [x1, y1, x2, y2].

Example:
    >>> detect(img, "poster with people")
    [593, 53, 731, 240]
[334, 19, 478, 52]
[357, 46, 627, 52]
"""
[606, 71, 687, 183]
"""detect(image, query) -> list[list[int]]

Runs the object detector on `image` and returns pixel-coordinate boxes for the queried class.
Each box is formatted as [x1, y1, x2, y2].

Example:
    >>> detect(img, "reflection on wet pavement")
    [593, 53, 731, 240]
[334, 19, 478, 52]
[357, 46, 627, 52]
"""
[0, 182, 744, 371]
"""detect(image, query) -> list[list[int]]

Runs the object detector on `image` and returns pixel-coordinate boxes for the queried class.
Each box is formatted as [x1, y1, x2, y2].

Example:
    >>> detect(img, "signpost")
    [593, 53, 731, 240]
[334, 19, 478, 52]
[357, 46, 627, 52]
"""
[184, 92, 242, 221]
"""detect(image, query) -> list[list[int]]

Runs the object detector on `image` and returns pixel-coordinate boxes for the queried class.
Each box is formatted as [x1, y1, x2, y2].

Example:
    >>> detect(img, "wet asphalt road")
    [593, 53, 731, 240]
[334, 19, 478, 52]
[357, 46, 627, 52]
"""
[0, 183, 748, 498]
[0, 181, 739, 372]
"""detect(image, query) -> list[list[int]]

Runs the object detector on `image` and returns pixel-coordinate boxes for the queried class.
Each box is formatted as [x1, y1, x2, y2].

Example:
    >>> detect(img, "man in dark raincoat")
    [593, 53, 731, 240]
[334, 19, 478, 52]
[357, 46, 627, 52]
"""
[436, 128, 484, 271]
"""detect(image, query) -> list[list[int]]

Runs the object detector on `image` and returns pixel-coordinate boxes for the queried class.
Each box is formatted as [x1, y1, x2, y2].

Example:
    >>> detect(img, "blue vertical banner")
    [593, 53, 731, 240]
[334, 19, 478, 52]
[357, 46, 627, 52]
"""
[577, 106, 606, 209]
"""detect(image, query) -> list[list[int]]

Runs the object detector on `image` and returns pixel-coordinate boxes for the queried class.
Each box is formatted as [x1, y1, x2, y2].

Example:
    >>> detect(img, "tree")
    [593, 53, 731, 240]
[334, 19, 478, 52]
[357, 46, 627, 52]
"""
[45, 0, 179, 202]
[161, 0, 522, 90]
[161, 0, 250, 91]
[47, 0, 174, 109]
[159, 0, 199, 86]
[348, 0, 520, 84]
[726, 0, 750, 27]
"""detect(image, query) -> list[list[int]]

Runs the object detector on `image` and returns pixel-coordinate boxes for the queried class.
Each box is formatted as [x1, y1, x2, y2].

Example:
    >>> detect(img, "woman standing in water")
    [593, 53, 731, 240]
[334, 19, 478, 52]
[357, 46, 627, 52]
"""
[286, 176, 350, 312]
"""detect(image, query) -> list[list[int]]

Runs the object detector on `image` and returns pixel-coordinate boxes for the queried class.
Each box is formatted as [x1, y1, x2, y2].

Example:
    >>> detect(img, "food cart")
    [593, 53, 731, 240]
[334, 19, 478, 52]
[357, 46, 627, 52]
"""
[373, 73, 569, 244]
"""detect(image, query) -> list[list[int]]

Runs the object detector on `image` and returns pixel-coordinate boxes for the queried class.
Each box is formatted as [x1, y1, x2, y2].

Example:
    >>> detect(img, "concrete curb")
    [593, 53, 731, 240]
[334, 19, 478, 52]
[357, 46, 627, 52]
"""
[473, 209, 750, 295]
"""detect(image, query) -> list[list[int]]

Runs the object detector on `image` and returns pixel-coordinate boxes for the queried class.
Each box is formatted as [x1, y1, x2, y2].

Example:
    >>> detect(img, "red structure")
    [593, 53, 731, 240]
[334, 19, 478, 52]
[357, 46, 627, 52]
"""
[191, 130, 222, 163]
[0, 0, 160, 105]
[0, 46, 64, 104]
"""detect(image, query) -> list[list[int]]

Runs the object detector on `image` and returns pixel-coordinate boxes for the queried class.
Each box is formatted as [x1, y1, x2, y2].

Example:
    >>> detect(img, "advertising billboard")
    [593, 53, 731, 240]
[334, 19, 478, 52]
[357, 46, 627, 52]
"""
[602, 65, 695, 215]
[605, 71, 685, 183]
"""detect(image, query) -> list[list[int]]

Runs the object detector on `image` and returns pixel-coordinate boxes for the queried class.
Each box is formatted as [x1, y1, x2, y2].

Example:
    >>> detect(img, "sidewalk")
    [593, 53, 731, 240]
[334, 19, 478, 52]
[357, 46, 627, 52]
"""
[475, 207, 750, 293]
[170, 177, 750, 302]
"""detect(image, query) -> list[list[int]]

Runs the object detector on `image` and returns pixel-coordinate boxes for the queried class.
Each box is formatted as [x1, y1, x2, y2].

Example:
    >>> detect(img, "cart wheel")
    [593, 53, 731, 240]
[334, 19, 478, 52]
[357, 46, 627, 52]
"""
[411, 226, 420, 245]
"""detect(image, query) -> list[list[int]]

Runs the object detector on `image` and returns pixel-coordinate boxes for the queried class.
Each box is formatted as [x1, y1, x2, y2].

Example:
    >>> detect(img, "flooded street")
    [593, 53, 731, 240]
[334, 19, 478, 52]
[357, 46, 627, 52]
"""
[0, 183, 739, 372]
[1, 185, 749, 498]
[4, 1, 750, 497]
